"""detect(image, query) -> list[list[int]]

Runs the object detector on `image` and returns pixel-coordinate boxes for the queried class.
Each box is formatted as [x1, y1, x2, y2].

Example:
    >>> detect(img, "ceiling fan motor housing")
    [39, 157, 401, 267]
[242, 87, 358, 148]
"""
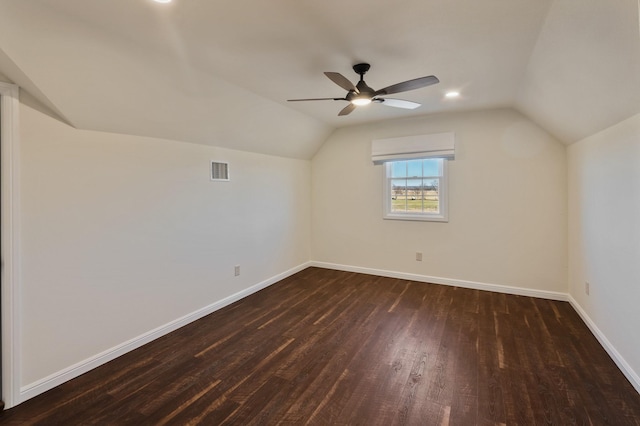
[352, 63, 375, 98]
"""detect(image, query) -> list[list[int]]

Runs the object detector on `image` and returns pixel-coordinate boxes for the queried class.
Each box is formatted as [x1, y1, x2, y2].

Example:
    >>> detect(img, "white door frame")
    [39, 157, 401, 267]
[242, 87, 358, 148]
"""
[1, 81, 21, 409]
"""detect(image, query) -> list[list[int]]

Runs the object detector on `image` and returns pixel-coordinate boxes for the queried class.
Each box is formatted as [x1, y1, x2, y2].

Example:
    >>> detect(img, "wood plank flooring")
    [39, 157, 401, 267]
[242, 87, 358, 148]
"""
[2, 267, 640, 425]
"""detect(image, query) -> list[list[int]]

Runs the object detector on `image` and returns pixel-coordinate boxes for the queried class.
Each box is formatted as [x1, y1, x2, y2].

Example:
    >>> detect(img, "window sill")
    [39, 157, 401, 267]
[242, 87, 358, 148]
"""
[383, 213, 448, 223]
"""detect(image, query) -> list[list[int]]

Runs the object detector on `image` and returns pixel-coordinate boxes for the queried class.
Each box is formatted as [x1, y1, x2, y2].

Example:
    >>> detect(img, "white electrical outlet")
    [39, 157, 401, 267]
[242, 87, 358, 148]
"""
[416, 252, 423, 261]
[585, 281, 590, 295]
[234, 265, 240, 276]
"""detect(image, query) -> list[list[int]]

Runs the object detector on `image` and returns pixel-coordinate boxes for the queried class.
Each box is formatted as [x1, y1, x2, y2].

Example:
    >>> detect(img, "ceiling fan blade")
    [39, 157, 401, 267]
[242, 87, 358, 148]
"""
[377, 98, 421, 109]
[288, 97, 346, 102]
[375, 75, 439, 96]
[324, 72, 357, 92]
[338, 103, 357, 116]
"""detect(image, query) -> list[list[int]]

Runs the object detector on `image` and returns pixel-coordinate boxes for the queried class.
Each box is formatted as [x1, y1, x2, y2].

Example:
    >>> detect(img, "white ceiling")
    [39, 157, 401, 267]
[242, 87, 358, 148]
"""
[0, 0, 638, 159]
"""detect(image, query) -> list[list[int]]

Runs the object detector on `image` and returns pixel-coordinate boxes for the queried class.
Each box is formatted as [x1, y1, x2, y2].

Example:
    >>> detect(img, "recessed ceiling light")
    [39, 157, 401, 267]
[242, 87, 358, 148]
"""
[445, 91, 460, 98]
[153, 0, 172, 3]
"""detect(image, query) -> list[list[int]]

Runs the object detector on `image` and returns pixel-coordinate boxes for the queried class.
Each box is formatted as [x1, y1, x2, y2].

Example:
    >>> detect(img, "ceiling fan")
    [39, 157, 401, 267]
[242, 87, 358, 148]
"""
[288, 63, 439, 116]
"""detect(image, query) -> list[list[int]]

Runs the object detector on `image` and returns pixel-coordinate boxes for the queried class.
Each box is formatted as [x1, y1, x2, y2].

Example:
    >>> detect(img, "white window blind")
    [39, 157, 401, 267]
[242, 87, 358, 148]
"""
[371, 132, 455, 164]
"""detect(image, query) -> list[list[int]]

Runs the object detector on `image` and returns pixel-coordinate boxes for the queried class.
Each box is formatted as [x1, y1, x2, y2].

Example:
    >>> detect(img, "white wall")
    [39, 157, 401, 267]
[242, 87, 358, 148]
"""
[568, 112, 640, 389]
[19, 103, 311, 386]
[311, 108, 567, 293]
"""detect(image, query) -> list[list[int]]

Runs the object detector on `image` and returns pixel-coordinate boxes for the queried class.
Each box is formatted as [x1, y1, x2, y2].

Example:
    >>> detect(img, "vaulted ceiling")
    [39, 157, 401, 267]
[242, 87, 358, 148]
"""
[0, 0, 638, 159]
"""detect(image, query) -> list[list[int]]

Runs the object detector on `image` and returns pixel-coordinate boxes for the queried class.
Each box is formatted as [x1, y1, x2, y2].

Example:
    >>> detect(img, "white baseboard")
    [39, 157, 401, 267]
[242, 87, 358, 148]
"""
[568, 295, 640, 394]
[309, 261, 568, 301]
[18, 261, 312, 404]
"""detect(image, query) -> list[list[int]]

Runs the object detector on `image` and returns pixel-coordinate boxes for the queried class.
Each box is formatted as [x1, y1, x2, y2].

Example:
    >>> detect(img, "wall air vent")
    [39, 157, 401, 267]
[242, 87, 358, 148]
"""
[211, 161, 230, 181]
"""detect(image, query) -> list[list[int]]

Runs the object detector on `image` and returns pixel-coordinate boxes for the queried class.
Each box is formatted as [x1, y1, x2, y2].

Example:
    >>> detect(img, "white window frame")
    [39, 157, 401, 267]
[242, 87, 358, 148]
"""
[383, 158, 449, 222]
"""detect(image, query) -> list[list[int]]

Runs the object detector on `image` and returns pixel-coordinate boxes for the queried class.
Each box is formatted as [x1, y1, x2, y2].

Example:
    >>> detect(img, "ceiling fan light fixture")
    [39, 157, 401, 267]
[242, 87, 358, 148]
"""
[351, 97, 372, 106]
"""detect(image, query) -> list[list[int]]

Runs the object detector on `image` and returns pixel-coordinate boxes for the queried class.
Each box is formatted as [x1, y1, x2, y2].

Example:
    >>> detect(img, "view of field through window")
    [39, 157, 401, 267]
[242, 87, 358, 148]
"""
[389, 159, 442, 213]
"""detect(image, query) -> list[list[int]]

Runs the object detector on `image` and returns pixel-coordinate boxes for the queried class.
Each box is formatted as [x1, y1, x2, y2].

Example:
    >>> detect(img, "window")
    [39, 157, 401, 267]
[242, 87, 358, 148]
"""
[383, 158, 448, 222]
[372, 132, 454, 222]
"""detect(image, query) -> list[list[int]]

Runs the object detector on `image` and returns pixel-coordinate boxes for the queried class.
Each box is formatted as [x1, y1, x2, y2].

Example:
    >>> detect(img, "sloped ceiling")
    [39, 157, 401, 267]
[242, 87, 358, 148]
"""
[0, 0, 638, 159]
[516, 0, 640, 143]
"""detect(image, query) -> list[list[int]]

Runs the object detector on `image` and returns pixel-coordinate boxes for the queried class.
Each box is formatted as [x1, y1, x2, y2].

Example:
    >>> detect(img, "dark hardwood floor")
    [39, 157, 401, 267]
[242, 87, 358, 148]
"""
[2, 267, 640, 425]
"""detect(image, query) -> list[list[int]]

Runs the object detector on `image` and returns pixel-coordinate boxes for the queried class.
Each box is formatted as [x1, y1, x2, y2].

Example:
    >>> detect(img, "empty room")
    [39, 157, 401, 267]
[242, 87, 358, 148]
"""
[1, 0, 639, 424]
